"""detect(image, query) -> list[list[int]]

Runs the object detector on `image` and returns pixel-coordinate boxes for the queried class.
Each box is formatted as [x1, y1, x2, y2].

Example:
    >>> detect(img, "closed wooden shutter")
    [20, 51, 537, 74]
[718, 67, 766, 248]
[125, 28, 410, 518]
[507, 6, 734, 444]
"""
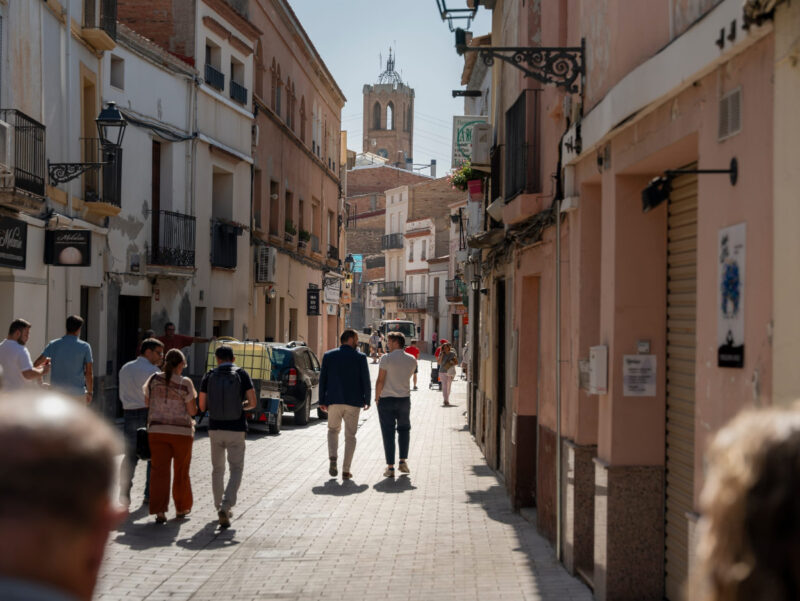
[664, 168, 698, 600]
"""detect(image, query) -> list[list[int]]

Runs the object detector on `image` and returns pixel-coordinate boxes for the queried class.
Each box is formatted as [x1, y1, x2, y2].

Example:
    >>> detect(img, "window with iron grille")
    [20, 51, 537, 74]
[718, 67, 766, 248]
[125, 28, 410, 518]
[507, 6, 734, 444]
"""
[211, 220, 238, 268]
[504, 89, 541, 201]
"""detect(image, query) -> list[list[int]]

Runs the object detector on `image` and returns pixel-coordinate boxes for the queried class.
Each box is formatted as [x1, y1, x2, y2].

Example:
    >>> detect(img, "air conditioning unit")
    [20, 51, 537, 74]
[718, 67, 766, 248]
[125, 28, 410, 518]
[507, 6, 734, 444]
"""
[255, 245, 277, 283]
[471, 122, 491, 166]
[0, 120, 12, 174]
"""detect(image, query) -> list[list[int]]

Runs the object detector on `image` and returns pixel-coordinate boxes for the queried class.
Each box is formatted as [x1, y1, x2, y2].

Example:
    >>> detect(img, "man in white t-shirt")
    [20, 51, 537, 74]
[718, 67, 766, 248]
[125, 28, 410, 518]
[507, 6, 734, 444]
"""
[374, 332, 417, 478]
[0, 319, 49, 391]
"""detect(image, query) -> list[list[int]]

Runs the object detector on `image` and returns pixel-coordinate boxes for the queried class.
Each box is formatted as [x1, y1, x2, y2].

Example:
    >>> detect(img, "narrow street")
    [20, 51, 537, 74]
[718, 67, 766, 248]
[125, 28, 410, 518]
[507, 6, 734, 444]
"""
[97, 360, 591, 601]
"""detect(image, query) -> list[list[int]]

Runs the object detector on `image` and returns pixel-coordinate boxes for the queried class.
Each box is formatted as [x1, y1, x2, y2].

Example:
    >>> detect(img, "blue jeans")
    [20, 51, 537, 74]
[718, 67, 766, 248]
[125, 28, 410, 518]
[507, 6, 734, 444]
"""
[377, 397, 411, 465]
[121, 408, 151, 500]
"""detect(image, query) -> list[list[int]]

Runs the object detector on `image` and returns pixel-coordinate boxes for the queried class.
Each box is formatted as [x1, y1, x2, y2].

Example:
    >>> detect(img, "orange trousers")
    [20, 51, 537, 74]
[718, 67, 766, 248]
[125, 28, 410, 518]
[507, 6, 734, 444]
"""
[148, 432, 193, 515]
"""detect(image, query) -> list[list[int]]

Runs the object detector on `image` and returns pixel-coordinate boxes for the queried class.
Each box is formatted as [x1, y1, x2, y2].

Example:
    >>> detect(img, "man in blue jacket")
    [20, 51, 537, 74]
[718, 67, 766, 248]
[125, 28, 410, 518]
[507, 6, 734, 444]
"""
[319, 329, 371, 480]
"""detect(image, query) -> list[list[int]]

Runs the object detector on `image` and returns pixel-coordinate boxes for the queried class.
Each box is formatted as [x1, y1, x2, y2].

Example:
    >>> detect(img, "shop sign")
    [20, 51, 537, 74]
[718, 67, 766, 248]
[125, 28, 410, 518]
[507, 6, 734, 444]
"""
[452, 115, 489, 168]
[0, 217, 27, 269]
[307, 288, 320, 316]
[352, 254, 363, 273]
[45, 229, 91, 266]
[324, 279, 341, 304]
[717, 223, 745, 368]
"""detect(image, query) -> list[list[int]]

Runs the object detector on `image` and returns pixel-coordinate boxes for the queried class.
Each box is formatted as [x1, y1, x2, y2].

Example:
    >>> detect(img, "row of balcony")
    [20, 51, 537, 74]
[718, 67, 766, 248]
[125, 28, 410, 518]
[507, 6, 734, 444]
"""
[204, 63, 249, 106]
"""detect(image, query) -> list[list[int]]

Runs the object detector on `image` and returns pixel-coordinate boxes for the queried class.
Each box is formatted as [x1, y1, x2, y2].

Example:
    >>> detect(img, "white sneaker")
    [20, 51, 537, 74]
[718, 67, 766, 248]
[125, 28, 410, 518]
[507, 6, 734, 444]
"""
[398, 461, 410, 474]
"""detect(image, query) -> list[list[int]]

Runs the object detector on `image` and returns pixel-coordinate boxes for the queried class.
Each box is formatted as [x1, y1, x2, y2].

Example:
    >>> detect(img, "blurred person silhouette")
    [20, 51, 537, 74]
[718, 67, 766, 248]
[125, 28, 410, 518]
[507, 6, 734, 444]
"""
[0, 391, 125, 601]
[693, 406, 800, 601]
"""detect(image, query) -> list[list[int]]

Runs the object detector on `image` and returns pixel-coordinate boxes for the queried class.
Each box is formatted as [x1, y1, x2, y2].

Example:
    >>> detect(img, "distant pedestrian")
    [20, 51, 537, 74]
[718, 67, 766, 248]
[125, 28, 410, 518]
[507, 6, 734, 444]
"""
[34, 315, 93, 404]
[117, 338, 163, 507]
[319, 329, 371, 480]
[406, 339, 421, 391]
[431, 331, 438, 354]
[198, 345, 257, 529]
[0, 318, 49, 391]
[369, 330, 381, 363]
[157, 322, 211, 354]
[144, 349, 198, 524]
[0, 391, 125, 601]
[693, 406, 800, 601]
[374, 332, 417, 478]
[437, 342, 458, 406]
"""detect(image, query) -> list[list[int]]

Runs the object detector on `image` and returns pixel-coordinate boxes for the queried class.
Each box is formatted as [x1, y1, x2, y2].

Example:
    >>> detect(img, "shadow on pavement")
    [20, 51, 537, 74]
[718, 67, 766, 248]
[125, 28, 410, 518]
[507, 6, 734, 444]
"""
[176, 522, 242, 550]
[373, 475, 417, 494]
[471, 464, 495, 477]
[112, 517, 186, 550]
[312, 479, 369, 496]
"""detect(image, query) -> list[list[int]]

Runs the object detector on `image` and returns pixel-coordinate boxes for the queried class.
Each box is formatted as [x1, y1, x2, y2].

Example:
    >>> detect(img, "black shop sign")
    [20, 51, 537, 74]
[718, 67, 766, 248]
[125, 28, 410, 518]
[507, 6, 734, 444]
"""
[45, 229, 92, 266]
[0, 217, 28, 269]
[307, 288, 320, 316]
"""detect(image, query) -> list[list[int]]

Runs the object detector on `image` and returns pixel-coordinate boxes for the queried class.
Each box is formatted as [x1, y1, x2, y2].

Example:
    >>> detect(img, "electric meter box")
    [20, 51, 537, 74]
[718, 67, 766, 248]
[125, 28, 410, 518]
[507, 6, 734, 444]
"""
[589, 345, 608, 395]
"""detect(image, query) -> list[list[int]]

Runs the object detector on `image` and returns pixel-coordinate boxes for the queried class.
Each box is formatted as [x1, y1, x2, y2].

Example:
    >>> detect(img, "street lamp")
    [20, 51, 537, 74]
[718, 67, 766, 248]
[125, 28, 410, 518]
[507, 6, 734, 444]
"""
[48, 101, 128, 185]
[435, 0, 478, 32]
[344, 253, 355, 273]
[471, 276, 480, 291]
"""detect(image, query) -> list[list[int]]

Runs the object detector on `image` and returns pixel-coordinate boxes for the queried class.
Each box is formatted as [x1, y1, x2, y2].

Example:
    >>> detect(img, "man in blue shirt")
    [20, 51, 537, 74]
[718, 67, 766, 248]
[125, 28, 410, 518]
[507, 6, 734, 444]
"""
[35, 315, 93, 404]
[319, 329, 371, 480]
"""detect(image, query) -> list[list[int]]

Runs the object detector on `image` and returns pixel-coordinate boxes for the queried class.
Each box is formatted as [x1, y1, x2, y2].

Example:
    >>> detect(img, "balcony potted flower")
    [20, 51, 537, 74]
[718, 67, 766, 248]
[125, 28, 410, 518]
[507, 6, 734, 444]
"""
[447, 161, 483, 198]
[284, 219, 297, 243]
[298, 228, 310, 250]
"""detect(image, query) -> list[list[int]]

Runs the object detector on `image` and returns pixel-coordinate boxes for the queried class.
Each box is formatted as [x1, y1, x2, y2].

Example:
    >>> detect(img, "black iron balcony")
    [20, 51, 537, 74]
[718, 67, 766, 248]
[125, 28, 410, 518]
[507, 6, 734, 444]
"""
[504, 90, 542, 200]
[445, 279, 466, 301]
[83, 0, 117, 41]
[328, 244, 339, 261]
[381, 232, 404, 250]
[427, 296, 437, 313]
[377, 281, 403, 297]
[205, 64, 225, 91]
[81, 138, 121, 207]
[211, 218, 240, 268]
[0, 109, 46, 198]
[400, 292, 427, 311]
[230, 80, 248, 105]
[310, 233, 320, 253]
[149, 210, 196, 267]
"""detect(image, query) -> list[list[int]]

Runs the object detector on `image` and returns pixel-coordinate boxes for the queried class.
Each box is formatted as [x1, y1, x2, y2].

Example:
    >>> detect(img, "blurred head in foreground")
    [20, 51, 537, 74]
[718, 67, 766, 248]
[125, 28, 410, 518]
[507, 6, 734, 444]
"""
[694, 406, 800, 601]
[0, 392, 125, 601]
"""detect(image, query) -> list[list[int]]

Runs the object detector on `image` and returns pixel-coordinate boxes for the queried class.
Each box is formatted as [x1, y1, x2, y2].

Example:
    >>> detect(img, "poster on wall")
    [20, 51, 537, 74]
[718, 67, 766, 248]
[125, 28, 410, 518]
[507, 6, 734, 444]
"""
[717, 223, 746, 368]
[623, 355, 657, 396]
[0, 217, 27, 269]
[44, 229, 91, 266]
[306, 288, 320, 316]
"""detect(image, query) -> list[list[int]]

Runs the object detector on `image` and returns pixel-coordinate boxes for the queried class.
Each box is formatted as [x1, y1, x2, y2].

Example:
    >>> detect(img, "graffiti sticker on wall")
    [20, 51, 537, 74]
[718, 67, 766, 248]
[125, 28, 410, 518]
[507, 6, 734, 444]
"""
[717, 223, 746, 368]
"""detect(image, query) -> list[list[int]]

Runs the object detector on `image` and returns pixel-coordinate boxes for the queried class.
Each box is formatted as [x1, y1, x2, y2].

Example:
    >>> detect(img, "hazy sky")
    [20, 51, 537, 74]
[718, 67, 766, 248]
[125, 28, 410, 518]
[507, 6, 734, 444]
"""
[290, 1, 491, 175]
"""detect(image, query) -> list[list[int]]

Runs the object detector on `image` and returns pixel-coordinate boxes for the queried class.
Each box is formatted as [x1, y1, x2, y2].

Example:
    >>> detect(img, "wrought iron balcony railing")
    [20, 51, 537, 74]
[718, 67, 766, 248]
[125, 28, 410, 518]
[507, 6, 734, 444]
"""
[81, 138, 121, 207]
[445, 279, 466, 301]
[381, 232, 404, 250]
[376, 281, 403, 297]
[400, 292, 427, 311]
[230, 80, 248, 105]
[211, 218, 240, 268]
[0, 109, 46, 198]
[328, 244, 339, 261]
[149, 210, 196, 267]
[83, 0, 117, 40]
[205, 63, 225, 91]
[427, 296, 437, 314]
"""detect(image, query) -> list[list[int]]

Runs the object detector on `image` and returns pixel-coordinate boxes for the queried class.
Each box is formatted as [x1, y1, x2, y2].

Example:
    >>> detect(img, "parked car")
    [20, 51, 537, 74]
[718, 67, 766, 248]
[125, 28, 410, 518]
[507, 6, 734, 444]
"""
[267, 341, 324, 425]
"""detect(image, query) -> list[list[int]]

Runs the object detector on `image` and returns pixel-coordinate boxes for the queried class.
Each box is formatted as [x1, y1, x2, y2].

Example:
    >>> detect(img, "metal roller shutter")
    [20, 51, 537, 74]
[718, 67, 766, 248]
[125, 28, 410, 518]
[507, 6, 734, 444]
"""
[664, 168, 698, 601]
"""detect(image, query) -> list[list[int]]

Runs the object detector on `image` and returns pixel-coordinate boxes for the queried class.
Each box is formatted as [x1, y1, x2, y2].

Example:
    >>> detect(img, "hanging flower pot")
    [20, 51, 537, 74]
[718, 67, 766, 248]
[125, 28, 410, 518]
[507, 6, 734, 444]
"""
[467, 178, 483, 199]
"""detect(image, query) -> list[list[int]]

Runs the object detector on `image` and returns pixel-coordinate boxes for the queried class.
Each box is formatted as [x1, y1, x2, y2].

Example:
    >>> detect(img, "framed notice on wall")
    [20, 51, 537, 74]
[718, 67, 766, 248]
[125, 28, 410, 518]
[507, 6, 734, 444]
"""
[717, 223, 746, 368]
[0, 217, 27, 269]
[306, 288, 320, 316]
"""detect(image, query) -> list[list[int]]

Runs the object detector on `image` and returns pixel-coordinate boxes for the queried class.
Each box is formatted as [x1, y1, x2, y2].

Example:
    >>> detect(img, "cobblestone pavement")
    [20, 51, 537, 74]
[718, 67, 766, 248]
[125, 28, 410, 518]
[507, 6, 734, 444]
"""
[97, 359, 591, 601]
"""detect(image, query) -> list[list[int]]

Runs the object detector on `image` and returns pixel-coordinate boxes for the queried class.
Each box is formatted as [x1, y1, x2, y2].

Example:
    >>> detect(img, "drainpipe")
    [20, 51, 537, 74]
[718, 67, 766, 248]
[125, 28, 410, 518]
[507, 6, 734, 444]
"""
[64, 0, 72, 215]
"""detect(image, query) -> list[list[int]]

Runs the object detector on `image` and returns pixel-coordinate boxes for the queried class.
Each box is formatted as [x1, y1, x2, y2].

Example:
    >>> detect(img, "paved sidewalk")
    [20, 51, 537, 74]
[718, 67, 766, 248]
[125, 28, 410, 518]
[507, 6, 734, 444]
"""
[97, 361, 591, 601]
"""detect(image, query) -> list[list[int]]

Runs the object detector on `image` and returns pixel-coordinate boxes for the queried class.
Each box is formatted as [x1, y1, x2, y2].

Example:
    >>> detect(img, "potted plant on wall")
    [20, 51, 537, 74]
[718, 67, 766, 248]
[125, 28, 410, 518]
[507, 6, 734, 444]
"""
[447, 161, 483, 198]
[298, 229, 310, 249]
[284, 219, 297, 243]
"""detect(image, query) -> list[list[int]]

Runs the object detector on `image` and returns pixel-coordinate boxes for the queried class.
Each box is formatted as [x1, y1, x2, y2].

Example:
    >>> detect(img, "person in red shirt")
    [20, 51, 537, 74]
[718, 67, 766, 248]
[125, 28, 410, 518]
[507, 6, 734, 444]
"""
[406, 339, 421, 391]
[157, 322, 211, 353]
[434, 339, 449, 360]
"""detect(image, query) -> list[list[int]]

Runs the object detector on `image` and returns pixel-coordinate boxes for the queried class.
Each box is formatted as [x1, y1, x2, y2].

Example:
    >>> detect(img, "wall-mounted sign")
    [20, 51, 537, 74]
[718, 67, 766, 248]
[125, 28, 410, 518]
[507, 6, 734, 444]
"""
[717, 223, 746, 368]
[352, 254, 363, 273]
[45, 229, 91, 266]
[452, 115, 488, 167]
[0, 217, 27, 269]
[623, 354, 657, 397]
[324, 279, 341, 304]
[306, 288, 320, 316]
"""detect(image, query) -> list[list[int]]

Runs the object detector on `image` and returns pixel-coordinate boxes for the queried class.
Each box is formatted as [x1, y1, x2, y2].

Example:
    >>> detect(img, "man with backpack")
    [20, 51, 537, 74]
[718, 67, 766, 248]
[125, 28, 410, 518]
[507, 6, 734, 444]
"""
[198, 346, 257, 528]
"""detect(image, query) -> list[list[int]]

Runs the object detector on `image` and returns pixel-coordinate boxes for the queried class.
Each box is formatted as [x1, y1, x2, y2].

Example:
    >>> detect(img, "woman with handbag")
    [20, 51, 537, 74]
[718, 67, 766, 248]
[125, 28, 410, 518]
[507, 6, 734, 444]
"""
[144, 349, 197, 524]
[437, 342, 458, 406]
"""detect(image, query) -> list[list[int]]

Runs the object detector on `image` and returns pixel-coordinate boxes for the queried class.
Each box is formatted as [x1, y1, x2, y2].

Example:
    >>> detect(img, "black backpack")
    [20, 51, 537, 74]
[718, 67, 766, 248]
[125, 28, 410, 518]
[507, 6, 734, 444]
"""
[206, 366, 244, 421]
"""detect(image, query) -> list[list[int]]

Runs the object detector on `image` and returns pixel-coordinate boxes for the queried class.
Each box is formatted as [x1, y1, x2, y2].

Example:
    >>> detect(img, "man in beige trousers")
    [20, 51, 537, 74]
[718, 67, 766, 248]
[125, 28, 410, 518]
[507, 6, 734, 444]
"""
[319, 329, 372, 480]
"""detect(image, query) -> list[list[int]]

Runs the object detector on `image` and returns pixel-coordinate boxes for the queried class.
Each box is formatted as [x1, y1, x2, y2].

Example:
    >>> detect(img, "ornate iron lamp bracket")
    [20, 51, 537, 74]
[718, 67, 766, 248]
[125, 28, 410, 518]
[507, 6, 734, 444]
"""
[48, 160, 106, 185]
[461, 38, 585, 94]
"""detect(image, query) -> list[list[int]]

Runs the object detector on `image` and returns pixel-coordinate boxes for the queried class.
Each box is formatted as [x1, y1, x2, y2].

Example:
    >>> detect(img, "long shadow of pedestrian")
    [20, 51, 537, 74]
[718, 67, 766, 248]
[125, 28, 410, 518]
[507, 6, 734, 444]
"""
[112, 517, 185, 550]
[176, 521, 242, 550]
[373, 475, 417, 494]
[312, 479, 369, 496]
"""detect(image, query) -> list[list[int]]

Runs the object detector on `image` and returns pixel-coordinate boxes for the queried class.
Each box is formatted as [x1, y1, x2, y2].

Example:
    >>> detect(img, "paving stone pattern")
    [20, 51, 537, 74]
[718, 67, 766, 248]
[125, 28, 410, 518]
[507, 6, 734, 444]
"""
[97, 360, 591, 601]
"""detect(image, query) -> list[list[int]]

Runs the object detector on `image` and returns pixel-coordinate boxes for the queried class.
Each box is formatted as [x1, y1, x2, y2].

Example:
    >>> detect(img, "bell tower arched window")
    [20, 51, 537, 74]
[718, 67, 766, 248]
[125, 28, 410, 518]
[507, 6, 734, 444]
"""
[372, 101, 381, 130]
[387, 102, 394, 130]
